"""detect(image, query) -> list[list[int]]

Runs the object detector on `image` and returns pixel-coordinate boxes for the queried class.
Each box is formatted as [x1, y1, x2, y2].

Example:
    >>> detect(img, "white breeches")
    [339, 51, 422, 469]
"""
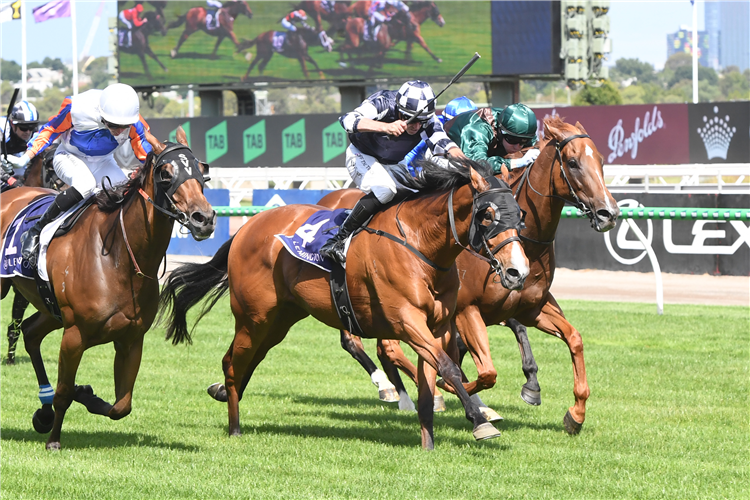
[281, 18, 297, 31]
[346, 144, 406, 204]
[119, 12, 132, 29]
[54, 150, 127, 198]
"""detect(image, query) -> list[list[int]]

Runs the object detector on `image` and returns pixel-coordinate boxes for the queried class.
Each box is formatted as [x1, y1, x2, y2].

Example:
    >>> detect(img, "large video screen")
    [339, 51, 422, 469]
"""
[117, 1, 495, 86]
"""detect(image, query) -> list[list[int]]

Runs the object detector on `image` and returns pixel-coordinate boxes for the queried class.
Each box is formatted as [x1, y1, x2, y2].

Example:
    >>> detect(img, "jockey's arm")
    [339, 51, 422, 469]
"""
[26, 97, 74, 160]
[127, 115, 154, 163]
[353, 117, 407, 136]
[454, 122, 505, 173]
[133, 15, 147, 27]
[340, 99, 408, 137]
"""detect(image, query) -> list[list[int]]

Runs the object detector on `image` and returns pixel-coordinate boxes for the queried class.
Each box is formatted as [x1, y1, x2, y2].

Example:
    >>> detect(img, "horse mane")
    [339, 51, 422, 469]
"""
[94, 152, 153, 213]
[395, 157, 494, 193]
[542, 115, 577, 141]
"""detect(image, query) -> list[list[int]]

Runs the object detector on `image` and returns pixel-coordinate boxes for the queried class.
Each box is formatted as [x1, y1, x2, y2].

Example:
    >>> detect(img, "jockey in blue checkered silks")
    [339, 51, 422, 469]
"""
[319, 80, 467, 264]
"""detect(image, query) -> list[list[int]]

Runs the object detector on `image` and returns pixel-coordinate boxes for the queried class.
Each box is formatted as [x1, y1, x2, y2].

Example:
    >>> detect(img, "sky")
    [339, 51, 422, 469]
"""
[0, 0, 719, 74]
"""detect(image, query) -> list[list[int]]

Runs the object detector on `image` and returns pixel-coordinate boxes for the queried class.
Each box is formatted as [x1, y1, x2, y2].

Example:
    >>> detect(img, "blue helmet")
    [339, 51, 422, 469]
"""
[443, 96, 477, 120]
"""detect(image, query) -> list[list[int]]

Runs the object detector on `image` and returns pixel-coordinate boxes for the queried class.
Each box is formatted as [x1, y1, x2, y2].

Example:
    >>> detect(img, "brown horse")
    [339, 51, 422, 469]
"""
[119, 11, 169, 79]
[0, 129, 216, 450]
[295, 0, 352, 35]
[321, 116, 620, 434]
[168, 1, 253, 59]
[236, 27, 326, 80]
[388, 1, 444, 62]
[159, 159, 529, 450]
[337, 16, 393, 68]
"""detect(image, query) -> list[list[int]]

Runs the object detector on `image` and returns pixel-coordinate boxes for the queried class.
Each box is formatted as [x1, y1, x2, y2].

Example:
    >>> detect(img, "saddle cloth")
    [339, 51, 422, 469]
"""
[275, 208, 351, 272]
[363, 22, 381, 42]
[1, 194, 89, 281]
[206, 11, 220, 31]
[272, 31, 287, 53]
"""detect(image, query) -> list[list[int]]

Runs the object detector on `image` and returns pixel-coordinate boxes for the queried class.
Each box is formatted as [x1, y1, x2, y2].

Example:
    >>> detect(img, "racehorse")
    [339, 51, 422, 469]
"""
[294, 0, 352, 35]
[4, 146, 65, 365]
[119, 10, 169, 79]
[168, 1, 253, 59]
[337, 16, 393, 68]
[320, 116, 620, 434]
[387, 1, 444, 63]
[0, 129, 216, 450]
[159, 159, 529, 450]
[236, 27, 326, 81]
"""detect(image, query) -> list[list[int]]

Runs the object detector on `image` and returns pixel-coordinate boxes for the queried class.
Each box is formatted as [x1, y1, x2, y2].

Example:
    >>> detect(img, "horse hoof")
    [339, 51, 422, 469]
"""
[170, 49, 177, 58]
[473, 422, 501, 441]
[338, 61, 348, 68]
[245, 52, 253, 62]
[436, 58, 443, 63]
[45, 441, 61, 451]
[521, 386, 542, 406]
[479, 406, 503, 423]
[5, 357, 15, 365]
[398, 392, 416, 411]
[207, 383, 228, 402]
[32, 407, 55, 434]
[378, 387, 400, 403]
[433, 394, 446, 412]
[563, 410, 583, 435]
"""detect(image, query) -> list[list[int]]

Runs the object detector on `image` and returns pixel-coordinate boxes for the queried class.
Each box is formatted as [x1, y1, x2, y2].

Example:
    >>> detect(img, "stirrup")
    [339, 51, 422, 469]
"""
[20, 231, 41, 268]
[320, 238, 346, 264]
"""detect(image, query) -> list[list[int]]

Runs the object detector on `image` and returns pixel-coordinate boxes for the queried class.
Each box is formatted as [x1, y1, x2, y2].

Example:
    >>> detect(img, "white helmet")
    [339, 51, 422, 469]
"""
[99, 83, 140, 126]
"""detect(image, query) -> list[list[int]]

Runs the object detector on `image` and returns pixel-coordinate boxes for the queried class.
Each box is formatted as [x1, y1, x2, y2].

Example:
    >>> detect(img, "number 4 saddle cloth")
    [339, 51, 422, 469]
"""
[275, 208, 350, 272]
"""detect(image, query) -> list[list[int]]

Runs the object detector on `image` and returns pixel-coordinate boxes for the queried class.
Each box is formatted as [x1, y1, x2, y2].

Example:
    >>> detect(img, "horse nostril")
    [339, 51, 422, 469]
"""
[597, 209, 616, 221]
[507, 268, 520, 279]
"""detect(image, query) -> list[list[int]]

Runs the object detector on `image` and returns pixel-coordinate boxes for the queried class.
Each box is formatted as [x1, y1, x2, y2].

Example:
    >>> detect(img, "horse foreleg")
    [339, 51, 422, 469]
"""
[375, 339, 415, 410]
[416, 357, 436, 450]
[452, 305, 498, 395]
[171, 31, 191, 58]
[506, 318, 541, 406]
[413, 34, 441, 62]
[339, 330, 398, 402]
[518, 294, 589, 435]
[298, 57, 311, 79]
[211, 35, 225, 57]
[378, 339, 444, 411]
[145, 46, 168, 72]
[303, 54, 325, 79]
[108, 334, 144, 420]
[138, 53, 152, 79]
[47, 325, 86, 450]
[6, 289, 29, 364]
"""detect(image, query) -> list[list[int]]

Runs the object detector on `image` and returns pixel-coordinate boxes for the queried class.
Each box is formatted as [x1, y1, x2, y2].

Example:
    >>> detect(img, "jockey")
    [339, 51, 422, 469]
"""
[444, 103, 540, 174]
[1, 100, 40, 177]
[281, 9, 311, 32]
[5, 83, 152, 268]
[366, 0, 409, 38]
[319, 80, 465, 264]
[205, 0, 223, 30]
[119, 3, 148, 47]
[402, 96, 477, 175]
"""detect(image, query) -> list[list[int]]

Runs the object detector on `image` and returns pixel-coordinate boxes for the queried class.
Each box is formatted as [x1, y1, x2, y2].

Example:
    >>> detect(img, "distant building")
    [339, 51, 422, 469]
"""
[667, 29, 710, 67]
[704, 1, 749, 72]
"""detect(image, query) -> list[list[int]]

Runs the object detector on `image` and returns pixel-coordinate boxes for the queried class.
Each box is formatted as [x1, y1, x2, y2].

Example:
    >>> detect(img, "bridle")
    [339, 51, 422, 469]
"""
[120, 142, 210, 278]
[513, 133, 593, 245]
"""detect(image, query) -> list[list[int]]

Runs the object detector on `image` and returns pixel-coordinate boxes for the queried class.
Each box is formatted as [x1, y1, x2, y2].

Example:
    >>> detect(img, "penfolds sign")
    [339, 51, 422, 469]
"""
[533, 103, 691, 165]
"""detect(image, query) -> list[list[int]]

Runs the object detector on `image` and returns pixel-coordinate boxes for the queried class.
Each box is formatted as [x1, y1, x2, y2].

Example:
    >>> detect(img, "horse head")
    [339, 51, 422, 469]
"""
[542, 116, 619, 232]
[144, 127, 216, 240]
[426, 2, 445, 27]
[229, 0, 253, 20]
[144, 10, 167, 36]
[464, 162, 528, 290]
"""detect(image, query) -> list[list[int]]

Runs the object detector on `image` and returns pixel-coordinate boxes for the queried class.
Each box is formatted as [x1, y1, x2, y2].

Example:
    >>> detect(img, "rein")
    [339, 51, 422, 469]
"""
[513, 133, 591, 245]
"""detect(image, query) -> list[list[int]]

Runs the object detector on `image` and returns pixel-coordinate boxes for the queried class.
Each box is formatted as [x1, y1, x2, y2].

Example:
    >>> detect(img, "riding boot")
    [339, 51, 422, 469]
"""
[20, 187, 84, 269]
[320, 192, 383, 265]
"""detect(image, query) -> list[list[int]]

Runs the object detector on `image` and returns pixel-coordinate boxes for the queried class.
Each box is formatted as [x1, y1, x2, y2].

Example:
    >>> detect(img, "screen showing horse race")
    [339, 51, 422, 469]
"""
[116, 1, 559, 88]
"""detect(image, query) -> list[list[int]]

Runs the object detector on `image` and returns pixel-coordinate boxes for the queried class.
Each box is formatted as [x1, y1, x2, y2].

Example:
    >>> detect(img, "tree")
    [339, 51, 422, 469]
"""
[614, 58, 656, 83]
[572, 81, 622, 106]
[1, 59, 22, 81]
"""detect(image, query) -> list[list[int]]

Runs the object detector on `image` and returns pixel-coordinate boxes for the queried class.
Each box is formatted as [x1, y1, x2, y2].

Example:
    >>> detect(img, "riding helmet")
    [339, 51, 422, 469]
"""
[497, 103, 537, 140]
[396, 80, 435, 121]
[99, 83, 140, 126]
[443, 96, 477, 120]
[10, 101, 39, 126]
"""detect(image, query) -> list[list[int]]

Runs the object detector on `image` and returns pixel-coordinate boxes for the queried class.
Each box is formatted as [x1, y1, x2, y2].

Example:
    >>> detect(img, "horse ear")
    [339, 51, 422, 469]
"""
[544, 120, 562, 141]
[469, 166, 491, 192]
[575, 121, 588, 135]
[145, 131, 165, 155]
[498, 164, 510, 184]
[175, 126, 189, 147]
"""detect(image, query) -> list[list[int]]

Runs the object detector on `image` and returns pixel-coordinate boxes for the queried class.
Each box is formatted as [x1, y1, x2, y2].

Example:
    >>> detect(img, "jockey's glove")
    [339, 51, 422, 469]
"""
[5, 153, 30, 168]
[509, 148, 540, 170]
[1, 157, 15, 174]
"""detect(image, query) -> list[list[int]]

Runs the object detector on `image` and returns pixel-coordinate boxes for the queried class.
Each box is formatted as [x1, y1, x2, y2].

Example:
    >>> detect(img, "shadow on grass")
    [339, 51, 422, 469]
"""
[170, 52, 220, 60]
[0, 427, 199, 451]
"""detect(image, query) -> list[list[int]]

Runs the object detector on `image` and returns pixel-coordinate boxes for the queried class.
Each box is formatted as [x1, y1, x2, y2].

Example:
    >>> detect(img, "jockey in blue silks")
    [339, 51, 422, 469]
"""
[401, 96, 477, 175]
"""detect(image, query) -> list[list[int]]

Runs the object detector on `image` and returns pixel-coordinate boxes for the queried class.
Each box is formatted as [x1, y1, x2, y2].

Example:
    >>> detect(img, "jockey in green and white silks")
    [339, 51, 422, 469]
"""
[444, 103, 540, 173]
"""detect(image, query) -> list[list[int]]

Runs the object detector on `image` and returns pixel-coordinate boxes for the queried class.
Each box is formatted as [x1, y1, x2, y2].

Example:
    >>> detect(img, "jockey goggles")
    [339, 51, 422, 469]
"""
[501, 132, 527, 145]
[15, 123, 38, 132]
[102, 119, 130, 132]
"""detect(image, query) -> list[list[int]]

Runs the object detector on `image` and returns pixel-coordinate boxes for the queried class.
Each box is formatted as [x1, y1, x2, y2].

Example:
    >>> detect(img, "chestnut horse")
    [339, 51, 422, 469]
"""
[295, 0, 352, 35]
[388, 1, 444, 63]
[168, 0, 253, 59]
[236, 27, 326, 81]
[321, 116, 620, 434]
[119, 10, 169, 79]
[337, 16, 393, 68]
[0, 130, 216, 450]
[159, 159, 529, 450]
[4, 146, 65, 365]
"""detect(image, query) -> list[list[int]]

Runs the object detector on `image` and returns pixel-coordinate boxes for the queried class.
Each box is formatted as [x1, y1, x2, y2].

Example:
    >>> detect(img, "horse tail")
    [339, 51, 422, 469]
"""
[167, 13, 187, 30]
[236, 37, 258, 52]
[158, 235, 234, 345]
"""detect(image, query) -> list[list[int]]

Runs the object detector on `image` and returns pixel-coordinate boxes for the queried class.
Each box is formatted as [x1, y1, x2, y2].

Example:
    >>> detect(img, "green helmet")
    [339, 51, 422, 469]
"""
[497, 103, 537, 140]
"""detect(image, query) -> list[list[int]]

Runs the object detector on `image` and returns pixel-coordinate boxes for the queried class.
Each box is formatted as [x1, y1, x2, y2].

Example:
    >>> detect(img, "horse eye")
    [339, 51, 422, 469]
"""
[481, 209, 495, 226]
[568, 158, 579, 169]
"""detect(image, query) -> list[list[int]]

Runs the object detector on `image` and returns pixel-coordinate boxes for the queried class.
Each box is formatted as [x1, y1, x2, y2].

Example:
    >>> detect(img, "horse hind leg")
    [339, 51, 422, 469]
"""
[171, 31, 191, 58]
[506, 318, 542, 406]
[378, 338, 445, 412]
[6, 289, 29, 364]
[339, 330, 399, 403]
[20, 311, 60, 435]
[47, 325, 88, 450]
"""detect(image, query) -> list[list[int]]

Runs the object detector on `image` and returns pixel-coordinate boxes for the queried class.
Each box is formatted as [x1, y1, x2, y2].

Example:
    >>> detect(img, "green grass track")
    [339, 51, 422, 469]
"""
[1, 293, 747, 499]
